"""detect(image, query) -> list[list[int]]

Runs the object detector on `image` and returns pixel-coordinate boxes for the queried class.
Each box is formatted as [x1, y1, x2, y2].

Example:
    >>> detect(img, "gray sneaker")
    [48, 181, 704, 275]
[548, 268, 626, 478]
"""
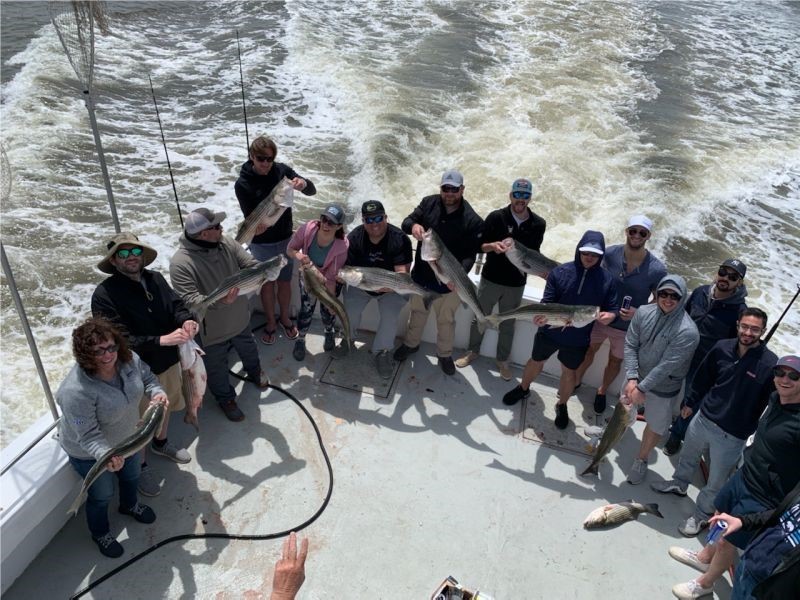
[375, 350, 394, 380]
[151, 440, 191, 464]
[137, 465, 161, 497]
[651, 479, 688, 496]
[627, 458, 648, 485]
[679, 515, 709, 537]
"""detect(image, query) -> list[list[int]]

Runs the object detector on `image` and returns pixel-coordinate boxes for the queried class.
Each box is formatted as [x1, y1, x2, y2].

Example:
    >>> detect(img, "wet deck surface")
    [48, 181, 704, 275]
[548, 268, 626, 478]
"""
[7, 326, 731, 599]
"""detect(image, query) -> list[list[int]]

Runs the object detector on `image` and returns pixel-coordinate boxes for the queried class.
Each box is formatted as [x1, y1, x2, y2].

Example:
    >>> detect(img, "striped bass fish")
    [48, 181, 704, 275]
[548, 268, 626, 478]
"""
[581, 400, 637, 476]
[67, 403, 166, 516]
[234, 177, 294, 245]
[301, 262, 351, 353]
[503, 238, 559, 280]
[338, 266, 438, 309]
[583, 501, 663, 529]
[195, 255, 287, 318]
[420, 229, 486, 323]
[179, 339, 206, 431]
[484, 302, 599, 329]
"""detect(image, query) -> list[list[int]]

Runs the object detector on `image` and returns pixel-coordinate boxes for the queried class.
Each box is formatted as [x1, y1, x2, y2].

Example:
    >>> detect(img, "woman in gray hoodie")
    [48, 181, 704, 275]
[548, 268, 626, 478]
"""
[623, 274, 700, 485]
[58, 317, 167, 558]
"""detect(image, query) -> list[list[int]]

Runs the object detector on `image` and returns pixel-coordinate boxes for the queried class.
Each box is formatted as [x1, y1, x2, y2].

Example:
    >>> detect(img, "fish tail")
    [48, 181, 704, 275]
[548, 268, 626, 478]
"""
[66, 491, 86, 517]
[580, 462, 599, 477]
[645, 503, 664, 518]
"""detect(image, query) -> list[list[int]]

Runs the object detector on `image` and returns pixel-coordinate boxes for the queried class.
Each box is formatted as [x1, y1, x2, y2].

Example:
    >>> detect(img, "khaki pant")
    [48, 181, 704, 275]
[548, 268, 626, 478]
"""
[403, 291, 462, 357]
[139, 361, 185, 414]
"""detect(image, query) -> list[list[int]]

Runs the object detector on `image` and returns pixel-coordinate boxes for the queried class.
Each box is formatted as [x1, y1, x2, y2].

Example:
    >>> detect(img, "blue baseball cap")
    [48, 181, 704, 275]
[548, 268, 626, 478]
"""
[321, 204, 345, 225]
[511, 178, 533, 195]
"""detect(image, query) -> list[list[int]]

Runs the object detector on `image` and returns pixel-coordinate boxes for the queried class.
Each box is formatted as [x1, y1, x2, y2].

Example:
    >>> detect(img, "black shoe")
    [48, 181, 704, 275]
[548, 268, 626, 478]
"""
[219, 400, 245, 422]
[439, 356, 455, 375]
[293, 339, 306, 361]
[502, 385, 530, 406]
[663, 435, 682, 456]
[555, 403, 569, 429]
[323, 330, 335, 352]
[93, 533, 124, 558]
[593, 393, 607, 414]
[393, 344, 419, 362]
[118, 503, 156, 524]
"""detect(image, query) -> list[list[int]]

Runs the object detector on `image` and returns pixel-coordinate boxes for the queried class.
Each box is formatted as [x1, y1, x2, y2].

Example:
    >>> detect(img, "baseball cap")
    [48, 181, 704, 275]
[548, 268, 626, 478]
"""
[721, 258, 747, 278]
[361, 200, 385, 217]
[185, 208, 226, 235]
[657, 280, 683, 297]
[511, 178, 533, 195]
[440, 169, 463, 187]
[321, 204, 345, 225]
[628, 215, 653, 231]
[776, 355, 800, 372]
[578, 240, 604, 255]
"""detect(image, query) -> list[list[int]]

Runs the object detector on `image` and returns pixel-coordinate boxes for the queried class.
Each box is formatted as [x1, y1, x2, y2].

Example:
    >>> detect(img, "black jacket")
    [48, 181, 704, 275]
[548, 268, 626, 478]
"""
[685, 339, 777, 439]
[234, 161, 316, 244]
[685, 283, 748, 375]
[402, 194, 484, 293]
[482, 205, 546, 287]
[91, 270, 194, 374]
[740, 392, 800, 509]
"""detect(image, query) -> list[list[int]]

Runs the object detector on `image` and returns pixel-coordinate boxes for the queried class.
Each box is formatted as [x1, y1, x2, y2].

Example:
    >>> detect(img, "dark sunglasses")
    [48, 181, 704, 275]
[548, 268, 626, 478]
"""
[579, 251, 600, 258]
[773, 367, 800, 381]
[206, 223, 222, 231]
[717, 268, 741, 282]
[364, 215, 385, 224]
[657, 290, 681, 301]
[254, 155, 275, 163]
[440, 185, 460, 193]
[116, 247, 143, 259]
[627, 228, 649, 237]
[94, 343, 119, 356]
[511, 191, 532, 200]
[320, 216, 338, 226]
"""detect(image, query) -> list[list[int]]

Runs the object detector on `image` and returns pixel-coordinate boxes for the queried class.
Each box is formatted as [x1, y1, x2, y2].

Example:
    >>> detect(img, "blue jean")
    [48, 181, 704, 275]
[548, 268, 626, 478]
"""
[344, 286, 407, 352]
[673, 411, 745, 520]
[69, 453, 141, 538]
[730, 560, 759, 600]
[202, 328, 262, 404]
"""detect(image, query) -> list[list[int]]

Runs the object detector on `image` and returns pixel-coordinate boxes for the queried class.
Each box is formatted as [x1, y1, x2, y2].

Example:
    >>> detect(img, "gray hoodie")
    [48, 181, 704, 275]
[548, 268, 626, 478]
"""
[57, 352, 164, 461]
[624, 274, 700, 397]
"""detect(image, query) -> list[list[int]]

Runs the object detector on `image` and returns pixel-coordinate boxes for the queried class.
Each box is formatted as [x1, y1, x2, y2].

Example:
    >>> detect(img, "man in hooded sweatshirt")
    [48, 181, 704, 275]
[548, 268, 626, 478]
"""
[235, 135, 317, 345]
[502, 231, 618, 429]
[623, 275, 700, 485]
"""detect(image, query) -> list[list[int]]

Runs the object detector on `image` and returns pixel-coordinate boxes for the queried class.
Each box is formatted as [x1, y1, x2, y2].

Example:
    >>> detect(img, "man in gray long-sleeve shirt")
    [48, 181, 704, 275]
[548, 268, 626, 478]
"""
[623, 274, 699, 485]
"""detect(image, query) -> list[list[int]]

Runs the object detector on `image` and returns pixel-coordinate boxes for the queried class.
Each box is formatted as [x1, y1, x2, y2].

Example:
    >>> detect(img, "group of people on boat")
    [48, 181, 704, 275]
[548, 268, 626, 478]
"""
[56, 135, 798, 599]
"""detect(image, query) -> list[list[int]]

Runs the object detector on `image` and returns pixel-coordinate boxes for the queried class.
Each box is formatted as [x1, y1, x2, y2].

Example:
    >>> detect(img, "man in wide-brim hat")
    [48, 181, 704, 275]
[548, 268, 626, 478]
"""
[92, 231, 199, 497]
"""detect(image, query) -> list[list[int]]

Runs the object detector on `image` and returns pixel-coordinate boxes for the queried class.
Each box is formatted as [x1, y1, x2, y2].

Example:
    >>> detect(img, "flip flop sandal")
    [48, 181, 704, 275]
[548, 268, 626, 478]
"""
[280, 321, 299, 340]
[260, 328, 277, 345]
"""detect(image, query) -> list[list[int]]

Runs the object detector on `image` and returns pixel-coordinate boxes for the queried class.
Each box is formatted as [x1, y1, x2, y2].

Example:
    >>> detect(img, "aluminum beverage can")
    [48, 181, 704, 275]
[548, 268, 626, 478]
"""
[622, 295, 632, 310]
[706, 520, 728, 544]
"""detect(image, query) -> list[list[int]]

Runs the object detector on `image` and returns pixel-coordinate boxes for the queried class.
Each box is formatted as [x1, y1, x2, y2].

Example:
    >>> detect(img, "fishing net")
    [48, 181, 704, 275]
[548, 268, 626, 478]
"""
[48, 1, 110, 91]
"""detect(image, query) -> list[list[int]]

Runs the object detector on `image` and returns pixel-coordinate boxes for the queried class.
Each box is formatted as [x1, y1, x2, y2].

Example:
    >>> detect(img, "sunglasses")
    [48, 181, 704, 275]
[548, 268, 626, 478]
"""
[441, 185, 460, 193]
[511, 191, 532, 200]
[657, 290, 681, 301]
[364, 215, 385, 224]
[717, 268, 741, 282]
[254, 155, 275, 163]
[206, 223, 222, 231]
[579, 251, 600, 258]
[116, 247, 143, 259]
[773, 367, 800, 381]
[627, 228, 649, 237]
[94, 343, 119, 356]
[320, 216, 339, 226]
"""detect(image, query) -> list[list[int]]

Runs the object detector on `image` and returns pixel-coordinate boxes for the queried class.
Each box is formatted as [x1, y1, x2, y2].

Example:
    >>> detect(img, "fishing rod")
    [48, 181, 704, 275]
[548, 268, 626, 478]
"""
[236, 29, 250, 153]
[147, 74, 184, 229]
[764, 282, 799, 344]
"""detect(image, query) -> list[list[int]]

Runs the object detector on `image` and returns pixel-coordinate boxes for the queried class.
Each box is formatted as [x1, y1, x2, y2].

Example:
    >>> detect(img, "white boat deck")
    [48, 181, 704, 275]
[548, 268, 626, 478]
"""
[5, 325, 731, 599]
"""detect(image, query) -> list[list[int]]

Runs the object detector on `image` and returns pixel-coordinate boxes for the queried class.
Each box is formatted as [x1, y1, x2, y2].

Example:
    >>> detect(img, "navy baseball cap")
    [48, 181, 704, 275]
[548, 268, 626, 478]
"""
[321, 204, 345, 225]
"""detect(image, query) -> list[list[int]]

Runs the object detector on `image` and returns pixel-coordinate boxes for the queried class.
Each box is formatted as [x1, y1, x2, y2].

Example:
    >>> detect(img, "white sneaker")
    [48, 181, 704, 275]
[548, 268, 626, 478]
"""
[496, 361, 512, 381]
[668, 546, 710, 573]
[672, 579, 713, 599]
[151, 440, 191, 464]
[627, 458, 648, 485]
[455, 352, 479, 368]
[679, 516, 709, 537]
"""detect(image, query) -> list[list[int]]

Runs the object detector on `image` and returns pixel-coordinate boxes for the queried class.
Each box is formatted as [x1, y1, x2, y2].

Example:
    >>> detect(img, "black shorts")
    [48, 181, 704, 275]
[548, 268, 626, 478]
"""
[531, 330, 588, 370]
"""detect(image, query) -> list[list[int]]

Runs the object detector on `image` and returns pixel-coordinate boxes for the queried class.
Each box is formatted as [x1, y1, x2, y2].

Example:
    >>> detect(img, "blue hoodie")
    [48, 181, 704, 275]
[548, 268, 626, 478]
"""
[540, 230, 619, 347]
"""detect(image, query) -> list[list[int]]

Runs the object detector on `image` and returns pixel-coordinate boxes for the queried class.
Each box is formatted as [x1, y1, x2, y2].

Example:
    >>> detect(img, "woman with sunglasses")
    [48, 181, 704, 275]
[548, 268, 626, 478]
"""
[235, 136, 317, 345]
[287, 205, 349, 361]
[57, 317, 168, 558]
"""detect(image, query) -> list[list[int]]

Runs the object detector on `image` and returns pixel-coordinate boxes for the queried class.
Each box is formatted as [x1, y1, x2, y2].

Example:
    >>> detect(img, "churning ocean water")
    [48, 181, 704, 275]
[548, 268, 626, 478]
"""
[1, 0, 799, 447]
